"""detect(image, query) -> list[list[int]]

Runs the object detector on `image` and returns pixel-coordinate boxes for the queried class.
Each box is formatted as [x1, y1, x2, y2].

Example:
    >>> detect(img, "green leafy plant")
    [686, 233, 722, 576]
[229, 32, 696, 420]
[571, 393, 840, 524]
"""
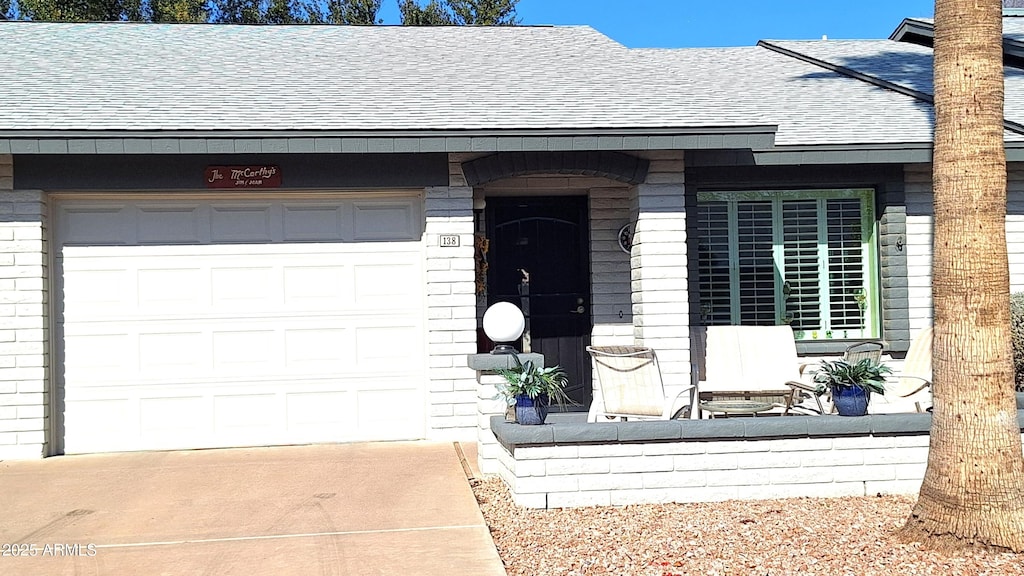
[495, 356, 570, 405]
[812, 358, 891, 396]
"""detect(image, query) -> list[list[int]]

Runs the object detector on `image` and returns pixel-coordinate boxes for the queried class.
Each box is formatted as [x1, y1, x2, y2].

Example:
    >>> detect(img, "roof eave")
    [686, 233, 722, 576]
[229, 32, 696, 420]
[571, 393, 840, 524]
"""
[0, 126, 779, 155]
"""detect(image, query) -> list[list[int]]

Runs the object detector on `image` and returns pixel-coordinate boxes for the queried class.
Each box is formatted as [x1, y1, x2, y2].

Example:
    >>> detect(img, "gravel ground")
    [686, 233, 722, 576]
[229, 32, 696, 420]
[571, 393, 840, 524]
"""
[471, 477, 1023, 576]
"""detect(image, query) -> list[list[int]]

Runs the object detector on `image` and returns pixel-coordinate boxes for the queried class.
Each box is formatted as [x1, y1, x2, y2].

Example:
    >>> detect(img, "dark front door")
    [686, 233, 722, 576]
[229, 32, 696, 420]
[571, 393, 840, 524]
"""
[486, 196, 592, 409]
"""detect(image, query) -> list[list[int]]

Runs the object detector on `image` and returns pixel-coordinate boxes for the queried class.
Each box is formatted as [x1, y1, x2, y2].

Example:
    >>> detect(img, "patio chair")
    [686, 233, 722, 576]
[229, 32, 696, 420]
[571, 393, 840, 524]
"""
[586, 346, 693, 422]
[872, 326, 933, 413]
[691, 325, 805, 417]
[787, 340, 886, 414]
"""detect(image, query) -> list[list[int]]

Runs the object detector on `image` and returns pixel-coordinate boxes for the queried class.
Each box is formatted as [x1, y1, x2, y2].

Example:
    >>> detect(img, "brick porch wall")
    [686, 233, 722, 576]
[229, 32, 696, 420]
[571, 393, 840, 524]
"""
[497, 434, 930, 509]
[629, 151, 690, 390]
[423, 155, 480, 440]
[0, 155, 51, 459]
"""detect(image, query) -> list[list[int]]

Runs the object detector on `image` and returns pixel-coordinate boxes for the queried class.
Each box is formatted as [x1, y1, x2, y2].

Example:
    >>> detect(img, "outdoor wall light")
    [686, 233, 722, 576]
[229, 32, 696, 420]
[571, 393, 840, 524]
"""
[482, 302, 525, 354]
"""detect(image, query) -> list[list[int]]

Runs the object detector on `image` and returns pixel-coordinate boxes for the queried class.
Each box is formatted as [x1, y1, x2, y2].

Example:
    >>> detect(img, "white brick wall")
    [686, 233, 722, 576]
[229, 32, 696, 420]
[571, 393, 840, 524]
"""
[497, 434, 939, 509]
[905, 164, 933, 334]
[630, 152, 690, 389]
[0, 156, 50, 459]
[1008, 165, 1024, 293]
[423, 156, 479, 441]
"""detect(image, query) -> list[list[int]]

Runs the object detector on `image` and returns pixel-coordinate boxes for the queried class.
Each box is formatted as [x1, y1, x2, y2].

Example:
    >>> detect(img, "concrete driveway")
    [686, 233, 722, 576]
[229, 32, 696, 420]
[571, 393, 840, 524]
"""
[0, 442, 505, 576]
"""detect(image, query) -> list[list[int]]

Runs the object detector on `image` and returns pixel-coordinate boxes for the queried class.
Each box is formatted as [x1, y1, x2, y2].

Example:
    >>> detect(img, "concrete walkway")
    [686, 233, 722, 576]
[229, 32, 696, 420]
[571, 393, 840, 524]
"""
[0, 442, 505, 576]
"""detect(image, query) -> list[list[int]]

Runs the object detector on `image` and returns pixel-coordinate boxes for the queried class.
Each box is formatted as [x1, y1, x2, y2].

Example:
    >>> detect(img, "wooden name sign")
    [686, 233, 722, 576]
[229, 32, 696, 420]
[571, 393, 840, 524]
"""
[205, 165, 282, 188]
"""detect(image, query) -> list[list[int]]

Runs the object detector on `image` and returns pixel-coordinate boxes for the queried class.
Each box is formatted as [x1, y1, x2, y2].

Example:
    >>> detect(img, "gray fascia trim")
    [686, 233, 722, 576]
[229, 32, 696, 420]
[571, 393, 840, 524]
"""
[758, 40, 1024, 136]
[0, 131, 778, 154]
[0, 126, 776, 139]
[750, 144, 931, 165]
[0, 126, 778, 155]
[746, 143, 1024, 165]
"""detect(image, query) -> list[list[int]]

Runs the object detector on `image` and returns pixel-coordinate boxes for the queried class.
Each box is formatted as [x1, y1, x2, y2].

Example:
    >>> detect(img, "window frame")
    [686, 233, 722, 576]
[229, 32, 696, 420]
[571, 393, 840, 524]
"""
[696, 188, 879, 340]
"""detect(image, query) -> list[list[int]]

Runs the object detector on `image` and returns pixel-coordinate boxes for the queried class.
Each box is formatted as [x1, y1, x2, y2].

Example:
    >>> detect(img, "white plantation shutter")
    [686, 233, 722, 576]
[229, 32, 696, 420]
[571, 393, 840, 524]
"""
[826, 198, 866, 332]
[735, 202, 775, 325]
[697, 190, 876, 340]
[696, 202, 732, 324]
[781, 200, 821, 331]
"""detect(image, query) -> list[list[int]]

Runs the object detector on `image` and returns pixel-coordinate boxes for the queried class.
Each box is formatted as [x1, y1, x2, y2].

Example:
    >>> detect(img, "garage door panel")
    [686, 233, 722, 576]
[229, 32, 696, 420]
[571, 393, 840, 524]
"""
[284, 328, 352, 370]
[211, 267, 277, 308]
[63, 334, 133, 376]
[57, 195, 426, 453]
[353, 202, 417, 240]
[353, 263, 420, 306]
[139, 332, 207, 375]
[212, 330, 278, 372]
[61, 207, 128, 245]
[137, 207, 200, 244]
[283, 266, 349, 307]
[139, 396, 209, 438]
[61, 268, 130, 315]
[283, 205, 344, 240]
[210, 205, 273, 243]
[138, 268, 204, 310]
[354, 325, 421, 367]
[214, 394, 279, 431]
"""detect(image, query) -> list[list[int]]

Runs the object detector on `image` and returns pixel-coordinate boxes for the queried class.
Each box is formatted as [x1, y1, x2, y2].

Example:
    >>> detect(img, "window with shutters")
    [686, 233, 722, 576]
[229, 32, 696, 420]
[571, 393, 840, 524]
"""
[696, 189, 877, 341]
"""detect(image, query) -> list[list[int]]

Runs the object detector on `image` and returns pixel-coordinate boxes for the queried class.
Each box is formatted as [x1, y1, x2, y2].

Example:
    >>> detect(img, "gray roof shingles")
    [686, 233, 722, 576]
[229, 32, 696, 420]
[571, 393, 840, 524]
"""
[764, 38, 1024, 142]
[2, 20, 1020, 150]
[0, 22, 770, 133]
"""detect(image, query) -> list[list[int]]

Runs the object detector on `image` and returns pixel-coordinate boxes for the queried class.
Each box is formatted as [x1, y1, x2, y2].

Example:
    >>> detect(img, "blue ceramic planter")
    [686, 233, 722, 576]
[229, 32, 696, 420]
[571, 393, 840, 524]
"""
[832, 385, 869, 416]
[515, 394, 549, 425]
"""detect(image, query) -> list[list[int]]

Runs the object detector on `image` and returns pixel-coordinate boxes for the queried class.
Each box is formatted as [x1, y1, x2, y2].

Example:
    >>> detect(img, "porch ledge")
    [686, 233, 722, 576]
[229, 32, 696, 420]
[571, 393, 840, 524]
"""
[491, 408, 1024, 455]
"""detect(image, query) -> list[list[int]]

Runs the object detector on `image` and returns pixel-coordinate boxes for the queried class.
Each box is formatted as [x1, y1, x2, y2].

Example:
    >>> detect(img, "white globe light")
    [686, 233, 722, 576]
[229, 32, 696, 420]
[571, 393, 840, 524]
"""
[482, 302, 525, 352]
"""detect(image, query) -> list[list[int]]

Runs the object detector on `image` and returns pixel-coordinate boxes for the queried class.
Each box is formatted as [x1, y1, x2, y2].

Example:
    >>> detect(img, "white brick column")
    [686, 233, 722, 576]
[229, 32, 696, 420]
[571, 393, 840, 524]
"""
[629, 152, 690, 390]
[423, 155, 479, 440]
[0, 155, 50, 459]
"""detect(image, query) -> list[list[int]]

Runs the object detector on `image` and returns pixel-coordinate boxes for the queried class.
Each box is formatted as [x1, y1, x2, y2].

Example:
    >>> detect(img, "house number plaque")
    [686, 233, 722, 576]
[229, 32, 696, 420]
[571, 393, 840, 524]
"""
[440, 234, 461, 247]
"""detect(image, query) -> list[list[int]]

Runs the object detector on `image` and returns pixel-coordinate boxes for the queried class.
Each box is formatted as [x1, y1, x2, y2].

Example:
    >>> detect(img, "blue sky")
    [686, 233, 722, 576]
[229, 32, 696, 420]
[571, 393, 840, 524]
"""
[377, 0, 936, 48]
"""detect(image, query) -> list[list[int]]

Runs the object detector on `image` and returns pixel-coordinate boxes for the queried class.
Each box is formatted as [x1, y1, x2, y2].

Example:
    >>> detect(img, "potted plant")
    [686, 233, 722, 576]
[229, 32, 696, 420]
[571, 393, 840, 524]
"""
[495, 356, 570, 425]
[813, 358, 892, 416]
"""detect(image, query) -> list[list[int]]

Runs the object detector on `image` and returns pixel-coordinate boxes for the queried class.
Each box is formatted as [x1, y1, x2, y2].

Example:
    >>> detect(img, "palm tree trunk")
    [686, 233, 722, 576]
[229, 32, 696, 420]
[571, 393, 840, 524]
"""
[899, 0, 1024, 552]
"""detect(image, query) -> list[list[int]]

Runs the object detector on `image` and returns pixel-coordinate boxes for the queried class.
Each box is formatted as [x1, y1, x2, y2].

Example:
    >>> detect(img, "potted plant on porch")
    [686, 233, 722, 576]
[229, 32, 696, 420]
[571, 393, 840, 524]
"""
[812, 358, 892, 416]
[495, 356, 570, 425]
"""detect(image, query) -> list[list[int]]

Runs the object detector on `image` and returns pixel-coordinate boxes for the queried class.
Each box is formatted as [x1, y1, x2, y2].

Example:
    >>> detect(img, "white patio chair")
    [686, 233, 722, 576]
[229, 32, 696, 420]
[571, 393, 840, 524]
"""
[586, 346, 693, 422]
[692, 325, 805, 417]
[871, 326, 933, 413]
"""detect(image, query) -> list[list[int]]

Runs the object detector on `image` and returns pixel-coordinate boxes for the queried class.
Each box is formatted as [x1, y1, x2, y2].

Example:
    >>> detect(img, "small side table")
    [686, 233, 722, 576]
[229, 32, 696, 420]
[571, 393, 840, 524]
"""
[700, 400, 776, 418]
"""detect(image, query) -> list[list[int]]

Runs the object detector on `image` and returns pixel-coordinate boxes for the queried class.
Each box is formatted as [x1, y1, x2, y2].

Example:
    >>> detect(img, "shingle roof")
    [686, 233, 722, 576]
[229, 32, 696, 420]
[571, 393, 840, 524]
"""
[3, 19, 1021, 153]
[762, 39, 1024, 142]
[633, 44, 939, 147]
[0, 21, 771, 133]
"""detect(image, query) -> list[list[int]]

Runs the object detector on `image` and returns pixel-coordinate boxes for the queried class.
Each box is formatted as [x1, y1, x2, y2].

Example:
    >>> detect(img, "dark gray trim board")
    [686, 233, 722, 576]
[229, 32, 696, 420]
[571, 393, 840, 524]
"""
[691, 145, 1024, 166]
[0, 127, 778, 156]
[462, 151, 650, 186]
[490, 409, 1024, 455]
[14, 154, 449, 190]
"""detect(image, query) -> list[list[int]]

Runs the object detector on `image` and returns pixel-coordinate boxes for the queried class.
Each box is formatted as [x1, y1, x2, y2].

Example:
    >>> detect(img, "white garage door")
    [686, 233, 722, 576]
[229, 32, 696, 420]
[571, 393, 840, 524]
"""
[55, 195, 426, 454]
